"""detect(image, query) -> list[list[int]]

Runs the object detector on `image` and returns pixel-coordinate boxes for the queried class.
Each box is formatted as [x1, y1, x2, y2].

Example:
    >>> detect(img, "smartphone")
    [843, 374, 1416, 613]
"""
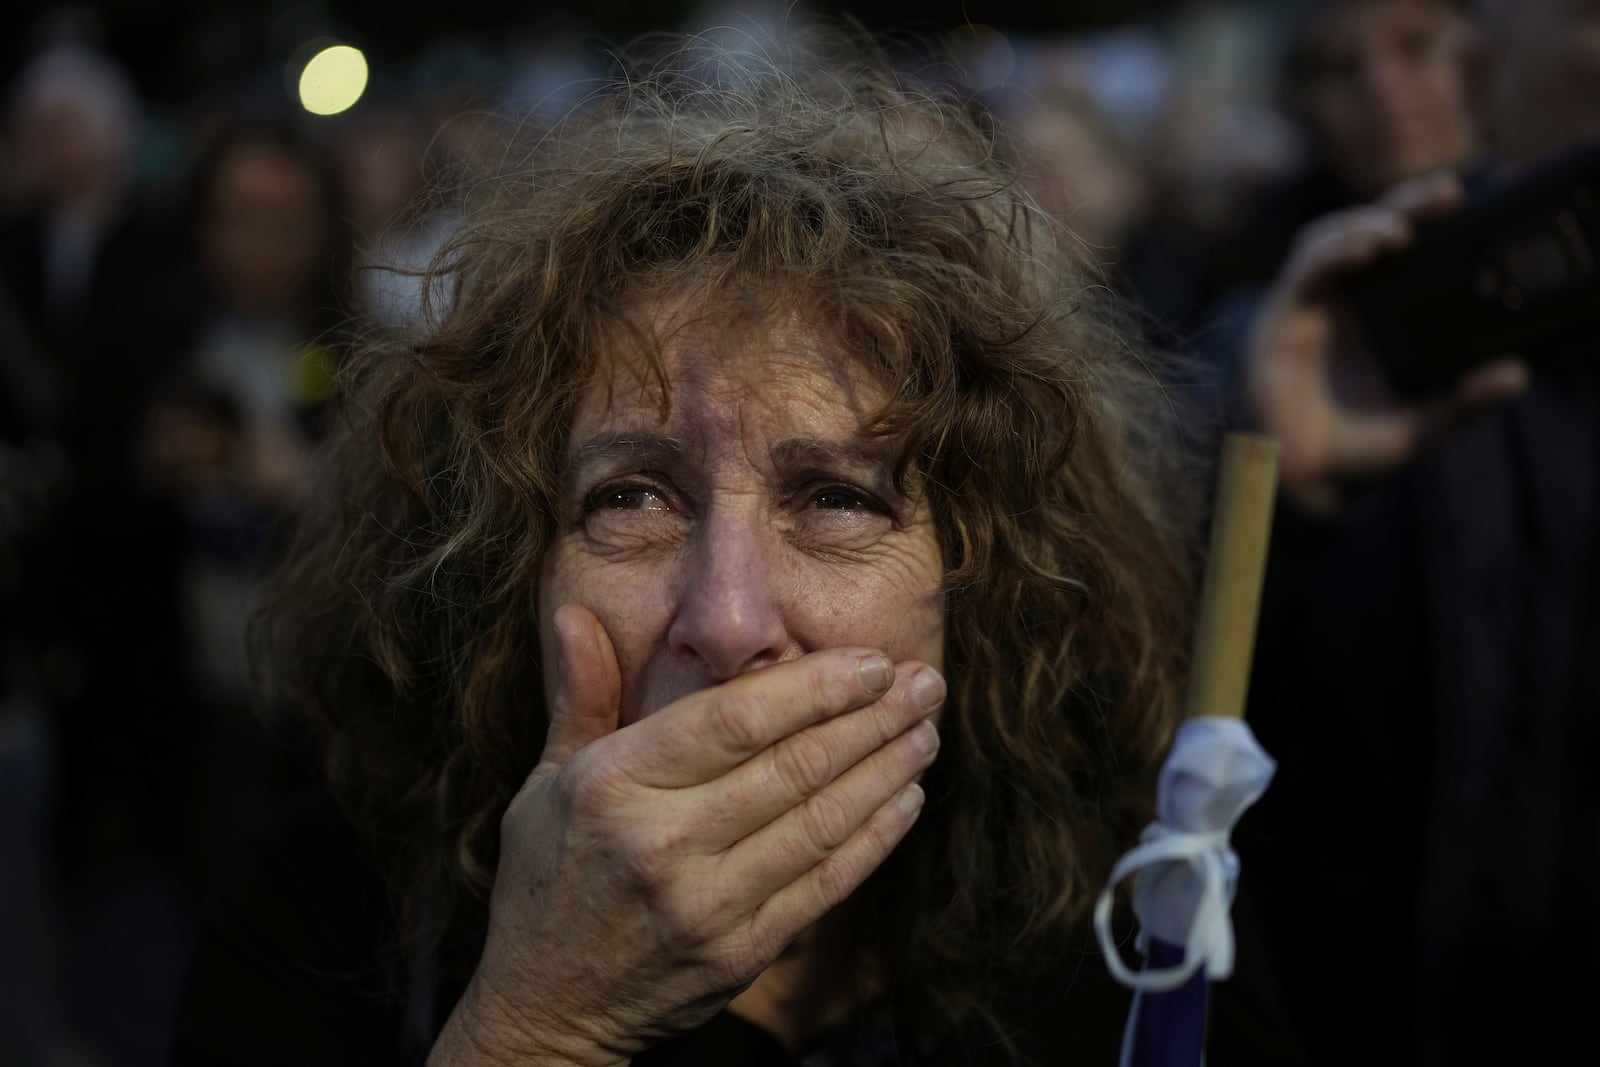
[1344, 138, 1600, 400]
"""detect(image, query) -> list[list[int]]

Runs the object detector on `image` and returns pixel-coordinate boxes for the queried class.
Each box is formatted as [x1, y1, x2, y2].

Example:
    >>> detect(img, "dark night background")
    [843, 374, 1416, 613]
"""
[6, 0, 1199, 105]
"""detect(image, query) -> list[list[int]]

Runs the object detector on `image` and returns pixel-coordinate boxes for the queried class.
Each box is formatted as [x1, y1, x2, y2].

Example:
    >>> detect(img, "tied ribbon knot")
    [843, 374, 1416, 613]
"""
[1093, 717, 1276, 994]
[1093, 825, 1237, 992]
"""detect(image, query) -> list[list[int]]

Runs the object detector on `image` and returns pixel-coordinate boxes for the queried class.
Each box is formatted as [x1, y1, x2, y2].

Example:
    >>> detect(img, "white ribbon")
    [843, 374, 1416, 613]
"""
[1093, 716, 1276, 994]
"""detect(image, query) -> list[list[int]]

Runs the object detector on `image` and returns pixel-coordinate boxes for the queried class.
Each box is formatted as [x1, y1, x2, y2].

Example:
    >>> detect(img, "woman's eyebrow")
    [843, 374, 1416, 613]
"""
[769, 437, 896, 481]
[563, 432, 688, 478]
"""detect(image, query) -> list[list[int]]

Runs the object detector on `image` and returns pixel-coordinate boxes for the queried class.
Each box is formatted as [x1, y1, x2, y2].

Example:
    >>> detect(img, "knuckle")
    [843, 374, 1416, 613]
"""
[551, 757, 595, 816]
[651, 881, 718, 943]
[706, 936, 766, 992]
[812, 853, 858, 911]
[772, 730, 835, 797]
[616, 820, 687, 890]
[871, 694, 911, 742]
[798, 789, 853, 854]
[552, 751, 618, 819]
[706, 690, 766, 755]
[806, 662, 845, 714]
[739, 917, 793, 973]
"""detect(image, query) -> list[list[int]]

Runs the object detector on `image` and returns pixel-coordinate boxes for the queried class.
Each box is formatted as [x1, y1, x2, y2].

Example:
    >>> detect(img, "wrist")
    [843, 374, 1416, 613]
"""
[429, 973, 630, 1067]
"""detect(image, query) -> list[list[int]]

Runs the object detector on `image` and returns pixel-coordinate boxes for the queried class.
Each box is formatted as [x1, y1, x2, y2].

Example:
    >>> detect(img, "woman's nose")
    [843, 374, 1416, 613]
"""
[666, 509, 789, 681]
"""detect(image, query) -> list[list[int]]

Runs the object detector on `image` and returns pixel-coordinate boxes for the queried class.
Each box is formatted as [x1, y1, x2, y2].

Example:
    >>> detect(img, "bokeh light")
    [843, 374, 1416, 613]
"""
[297, 44, 368, 116]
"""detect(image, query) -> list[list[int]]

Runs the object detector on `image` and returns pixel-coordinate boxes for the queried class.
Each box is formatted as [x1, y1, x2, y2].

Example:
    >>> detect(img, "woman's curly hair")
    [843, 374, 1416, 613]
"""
[256, 23, 1204, 1036]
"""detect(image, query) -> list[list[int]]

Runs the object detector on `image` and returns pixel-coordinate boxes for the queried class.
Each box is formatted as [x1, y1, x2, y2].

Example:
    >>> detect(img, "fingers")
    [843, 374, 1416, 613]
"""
[540, 604, 623, 766]
[617, 649, 903, 789]
[1254, 173, 1514, 501]
[1279, 206, 1411, 299]
[1320, 357, 1528, 481]
[714, 699, 939, 904]
[1414, 356, 1531, 442]
[702, 663, 944, 851]
[1278, 171, 1463, 301]
[1376, 169, 1464, 221]
[523, 652, 942, 1000]
[742, 777, 928, 961]
[1324, 408, 1426, 482]
[1450, 357, 1530, 410]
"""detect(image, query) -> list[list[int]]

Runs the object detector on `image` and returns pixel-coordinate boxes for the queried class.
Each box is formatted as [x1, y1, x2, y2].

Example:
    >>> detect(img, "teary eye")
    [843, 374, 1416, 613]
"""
[813, 488, 861, 510]
[811, 485, 890, 513]
[604, 487, 662, 510]
[583, 481, 674, 514]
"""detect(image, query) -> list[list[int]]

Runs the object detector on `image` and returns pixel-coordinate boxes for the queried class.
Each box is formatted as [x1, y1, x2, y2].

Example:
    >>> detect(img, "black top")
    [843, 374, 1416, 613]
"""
[173, 789, 1304, 1066]
[1237, 345, 1600, 1064]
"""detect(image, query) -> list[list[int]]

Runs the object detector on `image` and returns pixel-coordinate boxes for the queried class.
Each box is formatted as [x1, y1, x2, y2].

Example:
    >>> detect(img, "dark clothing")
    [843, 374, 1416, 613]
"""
[1116, 166, 1357, 353]
[1237, 349, 1600, 1065]
[173, 790, 1304, 1066]
[0, 205, 201, 874]
[1191, 146, 1600, 1062]
[0, 206, 197, 482]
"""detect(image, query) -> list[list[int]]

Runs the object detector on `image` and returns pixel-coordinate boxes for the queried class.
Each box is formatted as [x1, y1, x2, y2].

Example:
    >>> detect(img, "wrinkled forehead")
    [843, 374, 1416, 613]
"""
[572, 280, 890, 440]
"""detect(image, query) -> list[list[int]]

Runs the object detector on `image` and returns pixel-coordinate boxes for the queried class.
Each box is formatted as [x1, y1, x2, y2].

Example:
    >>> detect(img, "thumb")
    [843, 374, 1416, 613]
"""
[1329, 357, 1529, 478]
[540, 603, 623, 766]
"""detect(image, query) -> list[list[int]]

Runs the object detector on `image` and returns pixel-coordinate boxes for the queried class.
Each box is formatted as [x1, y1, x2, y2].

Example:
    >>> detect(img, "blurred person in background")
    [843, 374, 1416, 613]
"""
[1215, 0, 1482, 291]
[1283, 0, 1479, 200]
[1235, 0, 1600, 1062]
[1160, 0, 1482, 352]
[145, 121, 348, 514]
[0, 40, 199, 1067]
[140, 119, 350, 883]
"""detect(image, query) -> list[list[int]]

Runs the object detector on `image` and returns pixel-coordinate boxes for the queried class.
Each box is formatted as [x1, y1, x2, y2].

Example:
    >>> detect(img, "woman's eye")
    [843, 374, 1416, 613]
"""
[576, 478, 685, 547]
[810, 485, 886, 513]
[813, 488, 862, 510]
[588, 485, 672, 513]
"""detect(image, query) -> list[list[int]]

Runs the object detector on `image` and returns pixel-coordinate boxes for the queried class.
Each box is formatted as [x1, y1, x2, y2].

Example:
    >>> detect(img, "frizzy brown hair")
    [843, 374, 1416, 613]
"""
[256, 25, 1203, 1037]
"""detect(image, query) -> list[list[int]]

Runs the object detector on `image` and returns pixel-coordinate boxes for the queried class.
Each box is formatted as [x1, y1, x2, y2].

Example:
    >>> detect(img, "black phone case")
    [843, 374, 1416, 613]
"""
[1345, 139, 1600, 400]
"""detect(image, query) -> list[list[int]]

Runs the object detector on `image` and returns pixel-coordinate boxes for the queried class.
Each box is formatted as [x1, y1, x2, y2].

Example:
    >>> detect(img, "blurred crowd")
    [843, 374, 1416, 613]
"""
[1, 0, 1597, 1064]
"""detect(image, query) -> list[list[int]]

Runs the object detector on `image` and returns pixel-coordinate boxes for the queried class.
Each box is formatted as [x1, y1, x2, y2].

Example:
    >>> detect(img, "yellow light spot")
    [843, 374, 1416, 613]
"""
[298, 44, 368, 116]
[289, 343, 337, 406]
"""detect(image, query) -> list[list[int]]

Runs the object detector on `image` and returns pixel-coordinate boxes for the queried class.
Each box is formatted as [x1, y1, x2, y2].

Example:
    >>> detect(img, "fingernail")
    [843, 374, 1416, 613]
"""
[911, 667, 946, 711]
[858, 655, 894, 696]
[896, 783, 925, 816]
[911, 719, 939, 756]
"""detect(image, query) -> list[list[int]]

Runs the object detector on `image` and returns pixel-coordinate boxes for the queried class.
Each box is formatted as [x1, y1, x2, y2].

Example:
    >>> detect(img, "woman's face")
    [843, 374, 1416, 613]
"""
[538, 296, 947, 725]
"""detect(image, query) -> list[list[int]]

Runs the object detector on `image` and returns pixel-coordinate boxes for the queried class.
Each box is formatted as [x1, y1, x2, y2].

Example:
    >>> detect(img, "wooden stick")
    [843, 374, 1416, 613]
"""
[1185, 433, 1281, 721]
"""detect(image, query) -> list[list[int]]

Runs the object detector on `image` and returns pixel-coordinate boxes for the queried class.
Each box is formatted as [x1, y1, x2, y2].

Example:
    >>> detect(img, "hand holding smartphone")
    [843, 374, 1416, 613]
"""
[1345, 138, 1600, 400]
